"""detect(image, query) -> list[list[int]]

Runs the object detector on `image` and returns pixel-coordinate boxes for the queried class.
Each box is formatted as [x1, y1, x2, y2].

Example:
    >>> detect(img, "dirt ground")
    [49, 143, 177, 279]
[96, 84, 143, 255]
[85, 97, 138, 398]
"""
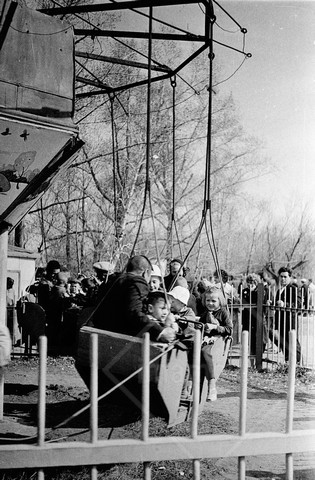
[1, 356, 315, 479]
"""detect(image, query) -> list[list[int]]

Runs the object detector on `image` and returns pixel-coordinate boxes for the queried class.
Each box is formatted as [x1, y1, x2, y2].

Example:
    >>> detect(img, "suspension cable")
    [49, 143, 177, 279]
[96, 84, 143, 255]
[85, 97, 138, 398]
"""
[204, 8, 225, 294]
[40, 198, 48, 263]
[130, 6, 153, 257]
[109, 94, 118, 245]
[171, 77, 176, 257]
[148, 186, 168, 298]
[213, 0, 246, 32]
[170, 76, 184, 261]
[203, 12, 215, 212]
[168, 1, 217, 291]
[168, 215, 206, 291]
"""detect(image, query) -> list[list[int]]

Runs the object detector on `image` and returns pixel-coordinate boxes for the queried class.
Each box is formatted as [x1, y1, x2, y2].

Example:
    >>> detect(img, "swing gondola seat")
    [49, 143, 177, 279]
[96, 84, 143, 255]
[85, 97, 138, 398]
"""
[75, 325, 231, 427]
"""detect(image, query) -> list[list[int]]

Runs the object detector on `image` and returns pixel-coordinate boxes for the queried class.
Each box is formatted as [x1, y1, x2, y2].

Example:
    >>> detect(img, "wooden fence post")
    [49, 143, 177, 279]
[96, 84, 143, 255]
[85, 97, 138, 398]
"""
[256, 283, 264, 370]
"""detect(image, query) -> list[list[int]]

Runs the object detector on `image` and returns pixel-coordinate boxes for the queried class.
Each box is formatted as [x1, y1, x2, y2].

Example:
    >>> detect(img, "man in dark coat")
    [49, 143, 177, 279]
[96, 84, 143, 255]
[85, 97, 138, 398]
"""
[274, 266, 301, 362]
[92, 255, 176, 343]
[37, 260, 61, 312]
[164, 258, 186, 291]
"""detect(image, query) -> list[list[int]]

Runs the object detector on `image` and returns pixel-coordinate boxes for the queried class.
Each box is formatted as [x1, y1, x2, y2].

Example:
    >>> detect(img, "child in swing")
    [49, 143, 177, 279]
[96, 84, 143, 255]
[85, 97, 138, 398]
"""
[200, 286, 233, 401]
[144, 290, 179, 335]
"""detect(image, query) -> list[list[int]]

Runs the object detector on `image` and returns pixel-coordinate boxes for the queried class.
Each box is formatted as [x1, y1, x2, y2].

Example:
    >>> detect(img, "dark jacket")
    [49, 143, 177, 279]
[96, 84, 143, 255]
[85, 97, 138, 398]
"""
[92, 272, 164, 341]
[199, 308, 233, 337]
[164, 274, 175, 291]
[274, 283, 301, 329]
[275, 283, 300, 308]
[37, 278, 54, 313]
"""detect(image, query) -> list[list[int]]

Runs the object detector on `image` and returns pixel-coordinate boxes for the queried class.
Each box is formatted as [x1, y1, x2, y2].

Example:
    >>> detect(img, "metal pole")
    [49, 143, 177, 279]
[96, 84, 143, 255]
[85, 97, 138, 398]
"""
[142, 7, 153, 451]
[142, 332, 151, 479]
[256, 283, 264, 370]
[191, 329, 201, 438]
[0, 226, 9, 420]
[238, 330, 249, 479]
[142, 332, 150, 440]
[38, 336, 47, 445]
[90, 333, 98, 480]
[37, 336, 47, 480]
[285, 330, 296, 480]
[90, 334, 98, 443]
[191, 328, 201, 479]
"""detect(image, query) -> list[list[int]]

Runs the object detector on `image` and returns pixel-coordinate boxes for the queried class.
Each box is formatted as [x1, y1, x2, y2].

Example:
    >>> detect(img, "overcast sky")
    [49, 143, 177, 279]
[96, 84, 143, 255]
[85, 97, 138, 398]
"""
[123, 0, 315, 216]
[215, 1, 315, 215]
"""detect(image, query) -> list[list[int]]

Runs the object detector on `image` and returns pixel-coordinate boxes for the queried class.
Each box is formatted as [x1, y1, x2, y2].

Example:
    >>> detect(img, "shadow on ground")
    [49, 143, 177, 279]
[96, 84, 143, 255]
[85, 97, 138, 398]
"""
[246, 469, 315, 479]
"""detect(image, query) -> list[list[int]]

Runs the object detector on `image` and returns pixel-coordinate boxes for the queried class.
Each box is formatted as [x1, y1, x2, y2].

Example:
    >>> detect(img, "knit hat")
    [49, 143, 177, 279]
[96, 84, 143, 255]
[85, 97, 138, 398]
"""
[151, 264, 162, 279]
[170, 258, 183, 265]
[93, 261, 115, 273]
[167, 286, 190, 306]
[46, 260, 61, 273]
[173, 277, 189, 289]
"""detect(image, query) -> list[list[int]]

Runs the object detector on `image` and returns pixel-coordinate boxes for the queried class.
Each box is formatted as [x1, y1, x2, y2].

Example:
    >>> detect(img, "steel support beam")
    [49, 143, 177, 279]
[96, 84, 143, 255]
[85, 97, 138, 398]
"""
[75, 51, 171, 72]
[76, 72, 171, 98]
[39, 0, 206, 16]
[76, 76, 113, 92]
[74, 29, 205, 42]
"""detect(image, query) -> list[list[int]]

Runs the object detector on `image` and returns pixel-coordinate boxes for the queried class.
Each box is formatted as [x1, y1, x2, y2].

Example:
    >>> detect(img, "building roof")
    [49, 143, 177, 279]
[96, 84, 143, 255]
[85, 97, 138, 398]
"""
[8, 245, 39, 260]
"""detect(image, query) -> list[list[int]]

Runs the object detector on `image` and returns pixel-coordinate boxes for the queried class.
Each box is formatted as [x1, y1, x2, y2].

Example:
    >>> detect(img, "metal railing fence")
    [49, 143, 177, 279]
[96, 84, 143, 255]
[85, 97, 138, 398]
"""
[1, 331, 314, 480]
[228, 283, 315, 369]
[8, 283, 315, 369]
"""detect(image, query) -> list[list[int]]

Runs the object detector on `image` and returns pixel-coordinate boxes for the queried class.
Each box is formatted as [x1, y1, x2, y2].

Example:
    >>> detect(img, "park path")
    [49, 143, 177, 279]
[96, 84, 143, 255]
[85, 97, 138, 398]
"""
[1, 358, 315, 479]
[206, 375, 315, 479]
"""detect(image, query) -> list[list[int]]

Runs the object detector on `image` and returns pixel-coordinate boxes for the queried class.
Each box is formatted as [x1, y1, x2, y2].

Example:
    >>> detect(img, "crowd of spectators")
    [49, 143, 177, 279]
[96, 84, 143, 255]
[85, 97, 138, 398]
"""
[6, 257, 314, 369]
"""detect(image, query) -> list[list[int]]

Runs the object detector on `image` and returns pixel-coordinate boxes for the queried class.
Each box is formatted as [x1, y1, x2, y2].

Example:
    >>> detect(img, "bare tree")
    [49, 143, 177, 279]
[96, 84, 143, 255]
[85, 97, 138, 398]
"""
[21, 6, 268, 275]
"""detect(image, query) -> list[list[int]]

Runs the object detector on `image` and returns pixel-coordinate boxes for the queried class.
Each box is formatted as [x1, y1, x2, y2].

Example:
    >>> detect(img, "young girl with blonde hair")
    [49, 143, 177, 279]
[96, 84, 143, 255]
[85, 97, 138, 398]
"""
[200, 287, 233, 401]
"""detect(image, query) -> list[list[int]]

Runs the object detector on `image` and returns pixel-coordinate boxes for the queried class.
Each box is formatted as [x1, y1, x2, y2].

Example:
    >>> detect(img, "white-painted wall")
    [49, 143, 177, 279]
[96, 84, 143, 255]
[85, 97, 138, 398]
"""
[7, 249, 38, 300]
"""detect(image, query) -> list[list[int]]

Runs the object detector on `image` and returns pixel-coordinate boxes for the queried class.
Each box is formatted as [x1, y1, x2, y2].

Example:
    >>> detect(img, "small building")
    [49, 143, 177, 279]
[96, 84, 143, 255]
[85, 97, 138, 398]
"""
[7, 245, 39, 299]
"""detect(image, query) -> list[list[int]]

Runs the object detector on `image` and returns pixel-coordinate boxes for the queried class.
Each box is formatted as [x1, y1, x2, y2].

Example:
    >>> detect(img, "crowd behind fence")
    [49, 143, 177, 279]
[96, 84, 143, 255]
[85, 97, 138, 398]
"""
[228, 283, 315, 370]
[6, 283, 315, 370]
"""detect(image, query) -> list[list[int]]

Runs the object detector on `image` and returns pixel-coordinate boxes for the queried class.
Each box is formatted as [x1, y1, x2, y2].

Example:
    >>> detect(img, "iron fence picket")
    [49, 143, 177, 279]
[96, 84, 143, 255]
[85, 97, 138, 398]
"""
[228, 284, 315, 370]
[90, 334, 98, 480]
[285, 330, 296, 480]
